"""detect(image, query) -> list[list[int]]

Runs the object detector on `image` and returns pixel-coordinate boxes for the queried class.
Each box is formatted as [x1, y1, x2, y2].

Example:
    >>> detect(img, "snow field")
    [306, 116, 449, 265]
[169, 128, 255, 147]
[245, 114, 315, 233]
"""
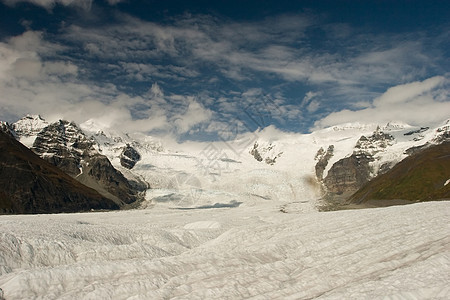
[1, 201, 449, 299]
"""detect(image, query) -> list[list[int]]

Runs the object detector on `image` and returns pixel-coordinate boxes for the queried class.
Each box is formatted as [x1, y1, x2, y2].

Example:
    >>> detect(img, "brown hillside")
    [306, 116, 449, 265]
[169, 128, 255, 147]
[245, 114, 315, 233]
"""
[348, 142, 450, 205]
[0, 131, 119, 214]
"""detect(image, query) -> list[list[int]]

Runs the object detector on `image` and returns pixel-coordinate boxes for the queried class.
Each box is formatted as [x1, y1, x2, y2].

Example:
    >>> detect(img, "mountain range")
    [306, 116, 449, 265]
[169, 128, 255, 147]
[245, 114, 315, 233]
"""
[0, 130, 119, 214]
[1, 115, 449, 214]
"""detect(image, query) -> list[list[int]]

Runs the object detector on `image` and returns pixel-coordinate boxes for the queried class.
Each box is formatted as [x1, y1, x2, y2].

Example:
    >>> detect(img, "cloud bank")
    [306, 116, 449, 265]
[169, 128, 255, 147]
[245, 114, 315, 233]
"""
[0, 5, 448, 140]
[314, 76, 449, 129]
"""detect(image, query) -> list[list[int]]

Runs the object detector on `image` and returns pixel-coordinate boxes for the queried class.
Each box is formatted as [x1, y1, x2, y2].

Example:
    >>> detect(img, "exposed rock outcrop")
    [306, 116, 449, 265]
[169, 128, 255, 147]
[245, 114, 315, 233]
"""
[321, 128, 394, 201]
[0, 131, 119, 214]
[250, 142, 283, 165]
[314, 145, 334, 180]
[250, 142, 263, 162]
[323, 152, 374, 197]
[354, 126, 394, 155]
[0, 121, 17, 139]
[30, 120, 140, 206]
[120, 144, 141, 169]
[348, 141, 450, 206]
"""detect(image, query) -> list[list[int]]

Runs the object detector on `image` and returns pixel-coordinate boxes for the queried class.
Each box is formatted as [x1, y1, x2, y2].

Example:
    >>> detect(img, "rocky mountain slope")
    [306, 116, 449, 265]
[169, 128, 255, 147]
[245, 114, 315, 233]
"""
[3, 114, 449, 213]
[347, 141, 450, 207]
[10, 116, 144, 207]
[315, 121, 450, 208]
[0, 130, 119, 214]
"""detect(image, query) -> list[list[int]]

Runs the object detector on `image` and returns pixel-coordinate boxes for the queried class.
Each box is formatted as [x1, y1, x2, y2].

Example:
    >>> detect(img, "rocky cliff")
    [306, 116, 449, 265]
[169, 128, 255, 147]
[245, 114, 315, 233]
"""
[319, 121, 450, 209]
[249, 142, 283, 165]
[120, 144, 141, 169]
[348, 141, 450, 206]
[29, 120, 141, 206]
[0, 131, 119, 214]
[319, 128, 394, 200]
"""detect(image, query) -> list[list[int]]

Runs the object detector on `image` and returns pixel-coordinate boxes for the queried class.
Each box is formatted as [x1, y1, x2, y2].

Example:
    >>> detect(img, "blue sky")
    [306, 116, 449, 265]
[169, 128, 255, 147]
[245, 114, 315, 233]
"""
[0, 0, 449, 141]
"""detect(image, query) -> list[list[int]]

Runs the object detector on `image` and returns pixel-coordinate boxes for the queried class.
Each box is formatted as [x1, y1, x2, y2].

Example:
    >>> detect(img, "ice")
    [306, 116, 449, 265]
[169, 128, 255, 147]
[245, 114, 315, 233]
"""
[2, 119, 449, 299]
[1, 201, 449, 299]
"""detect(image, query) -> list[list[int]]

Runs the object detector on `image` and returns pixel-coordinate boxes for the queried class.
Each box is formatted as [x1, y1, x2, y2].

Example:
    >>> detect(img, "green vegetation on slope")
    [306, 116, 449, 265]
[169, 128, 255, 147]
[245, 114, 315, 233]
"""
[349, 142, 450, 205]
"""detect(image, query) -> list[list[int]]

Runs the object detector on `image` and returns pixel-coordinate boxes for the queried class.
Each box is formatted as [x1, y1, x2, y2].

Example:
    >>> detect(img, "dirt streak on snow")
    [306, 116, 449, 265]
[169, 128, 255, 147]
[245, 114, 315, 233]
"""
[0, 201, 449, 299]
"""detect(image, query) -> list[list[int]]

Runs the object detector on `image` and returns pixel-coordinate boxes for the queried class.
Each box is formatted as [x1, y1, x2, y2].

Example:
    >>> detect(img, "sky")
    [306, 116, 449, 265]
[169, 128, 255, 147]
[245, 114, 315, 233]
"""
[0, 0, 449, 141]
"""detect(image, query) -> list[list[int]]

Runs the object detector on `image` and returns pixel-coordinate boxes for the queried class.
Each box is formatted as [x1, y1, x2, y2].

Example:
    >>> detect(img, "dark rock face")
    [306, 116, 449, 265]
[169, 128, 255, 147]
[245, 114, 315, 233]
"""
[84, 155, 138, 204]
[31, 120, 140, 206]
[349, 142, 450, 205]
[404, 127, 429, 136]
[0, 122, 17, 139]
[32, 120, 96, 176]
[314, 145, 334, 180]
[321, 128, 395, 201]
[120, 144, 141, 169]
[0, 131, 119, 214]
[323, 152, 374, 196]
[354, 127, 394, 155]
[250, 143, 263, 162]
[250, 142, 283, 165]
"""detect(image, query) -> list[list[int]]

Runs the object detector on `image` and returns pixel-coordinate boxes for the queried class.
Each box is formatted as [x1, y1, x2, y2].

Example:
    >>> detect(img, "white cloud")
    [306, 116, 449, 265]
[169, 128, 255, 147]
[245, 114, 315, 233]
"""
[0, 11, 448, 140]
[173, 99, 213, 134]
[0, 31, 209, 138]
[373, 76, 445, 106]
[307, 100, 320, 113]
[313, 76, 449, 129]
[43, 61, 78, 76]
[11, 57, 42, 78]
[300, 91, 321, 113]
[2, 0, 92, 10]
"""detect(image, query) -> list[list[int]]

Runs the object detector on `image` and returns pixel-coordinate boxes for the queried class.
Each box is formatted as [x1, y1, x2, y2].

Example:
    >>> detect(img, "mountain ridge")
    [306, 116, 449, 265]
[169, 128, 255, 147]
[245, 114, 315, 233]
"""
[0, 131, 119, 214]
[3, 114, 449, 212]
[8, 117, 145, 207]
[346, 141, 450, 207]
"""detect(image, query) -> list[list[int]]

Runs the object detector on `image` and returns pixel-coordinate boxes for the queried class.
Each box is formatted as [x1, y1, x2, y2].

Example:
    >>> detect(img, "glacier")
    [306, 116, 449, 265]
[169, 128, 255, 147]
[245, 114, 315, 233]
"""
[1, 116, 450, 299]
[0, 201, 449, 299]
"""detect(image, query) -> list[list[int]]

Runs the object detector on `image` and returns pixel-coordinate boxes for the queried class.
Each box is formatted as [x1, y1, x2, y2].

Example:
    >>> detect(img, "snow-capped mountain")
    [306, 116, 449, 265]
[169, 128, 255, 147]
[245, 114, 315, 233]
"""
[315, 121, 449, 208]
[0, 130, 119, 214]
[6, 116, 144, 207]
[349, 141, 450, 205]
[1, 115, 449, 299]
[0, 121, 16, 139]
[11, 114, 49, 147]
[3, 114, 449, 212]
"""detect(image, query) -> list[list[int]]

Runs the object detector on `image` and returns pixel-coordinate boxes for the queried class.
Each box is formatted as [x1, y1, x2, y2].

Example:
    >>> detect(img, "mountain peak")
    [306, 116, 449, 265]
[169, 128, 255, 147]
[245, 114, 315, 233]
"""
[0, 121, 17, 139]
[13, 114, 49, 138]
[382, 121, 412, 131]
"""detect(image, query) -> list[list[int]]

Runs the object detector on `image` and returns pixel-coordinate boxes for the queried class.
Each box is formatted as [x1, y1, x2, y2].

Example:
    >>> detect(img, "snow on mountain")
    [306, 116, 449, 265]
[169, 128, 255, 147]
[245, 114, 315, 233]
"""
[0, 121, 16, 139]
[1, 115, 450, 299]
[8, 117, 143, 206]
[12, 114, 49, 147]
[0, 201, 448, 299]
[123, 118, 448, 211]
[5, 114, 450, 211]
[80, 119, 163, 169]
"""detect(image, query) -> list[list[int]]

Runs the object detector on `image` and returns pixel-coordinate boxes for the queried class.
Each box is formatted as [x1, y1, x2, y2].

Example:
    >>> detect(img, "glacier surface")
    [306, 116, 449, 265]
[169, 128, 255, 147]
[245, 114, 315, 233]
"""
[0, 201, 449, 299]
